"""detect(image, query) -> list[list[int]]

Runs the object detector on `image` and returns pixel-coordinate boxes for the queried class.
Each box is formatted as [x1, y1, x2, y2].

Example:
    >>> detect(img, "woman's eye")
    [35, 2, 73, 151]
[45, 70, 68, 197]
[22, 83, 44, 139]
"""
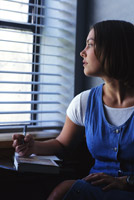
[88, 43, 93, 48]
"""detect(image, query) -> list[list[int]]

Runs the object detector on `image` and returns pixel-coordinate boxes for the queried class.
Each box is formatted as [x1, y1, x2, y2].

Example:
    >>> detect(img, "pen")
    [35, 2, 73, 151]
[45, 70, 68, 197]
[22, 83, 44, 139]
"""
[23, 125, 27, 137]
[22, 125, 27, 144]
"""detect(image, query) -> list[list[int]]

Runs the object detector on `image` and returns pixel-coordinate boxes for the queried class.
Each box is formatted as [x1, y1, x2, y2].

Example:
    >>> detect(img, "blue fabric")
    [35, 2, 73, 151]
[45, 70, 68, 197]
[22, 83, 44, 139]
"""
[85, 84, 134, 177]
[63, 84, 134, 199]
[63, 179, 134, 200]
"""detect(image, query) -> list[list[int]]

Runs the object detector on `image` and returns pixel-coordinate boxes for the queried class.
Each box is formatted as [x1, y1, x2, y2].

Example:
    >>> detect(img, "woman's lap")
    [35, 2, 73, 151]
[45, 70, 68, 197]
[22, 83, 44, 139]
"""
[63, 179, 134, 200]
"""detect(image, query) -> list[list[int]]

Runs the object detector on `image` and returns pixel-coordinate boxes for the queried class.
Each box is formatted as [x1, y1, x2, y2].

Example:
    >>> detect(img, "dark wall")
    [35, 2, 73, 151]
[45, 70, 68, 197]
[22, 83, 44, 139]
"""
[75, 0, 134, 94]
[74, 0, 89, 95]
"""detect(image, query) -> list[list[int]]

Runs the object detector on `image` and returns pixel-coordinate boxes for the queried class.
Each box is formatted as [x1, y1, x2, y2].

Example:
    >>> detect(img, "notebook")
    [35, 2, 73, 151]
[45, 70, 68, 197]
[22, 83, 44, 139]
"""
[14, 153, 61, 174]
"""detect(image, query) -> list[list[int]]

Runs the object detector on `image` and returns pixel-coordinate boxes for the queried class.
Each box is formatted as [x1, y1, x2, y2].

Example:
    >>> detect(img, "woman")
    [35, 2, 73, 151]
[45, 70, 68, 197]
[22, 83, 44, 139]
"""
[13, 20, 134, 199]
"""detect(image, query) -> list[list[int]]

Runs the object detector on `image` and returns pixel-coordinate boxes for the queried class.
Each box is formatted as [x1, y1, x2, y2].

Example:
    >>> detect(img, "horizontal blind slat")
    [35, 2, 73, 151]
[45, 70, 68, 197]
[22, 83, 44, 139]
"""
[0, 101, 60, 104]
[0, 81, 61, 86]
[0, 111, 60, 114]
[0, 91, 60, 95]
[0, 70, 62, 77]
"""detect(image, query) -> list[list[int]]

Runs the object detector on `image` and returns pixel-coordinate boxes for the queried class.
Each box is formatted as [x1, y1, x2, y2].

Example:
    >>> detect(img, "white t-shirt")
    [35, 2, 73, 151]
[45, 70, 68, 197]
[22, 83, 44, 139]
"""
[66, 90, 134, 127]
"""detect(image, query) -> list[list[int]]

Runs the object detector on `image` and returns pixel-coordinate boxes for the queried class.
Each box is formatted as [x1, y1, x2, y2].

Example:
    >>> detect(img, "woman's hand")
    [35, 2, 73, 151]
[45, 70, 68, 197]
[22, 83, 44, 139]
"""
[83, 173, 128, 191]
[12, 134, 34, 156]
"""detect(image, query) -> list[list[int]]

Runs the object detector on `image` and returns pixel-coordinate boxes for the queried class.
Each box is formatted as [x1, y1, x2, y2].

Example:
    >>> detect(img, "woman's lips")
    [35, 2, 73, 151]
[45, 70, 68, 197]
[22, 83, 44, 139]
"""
[83, 61, 88, 66]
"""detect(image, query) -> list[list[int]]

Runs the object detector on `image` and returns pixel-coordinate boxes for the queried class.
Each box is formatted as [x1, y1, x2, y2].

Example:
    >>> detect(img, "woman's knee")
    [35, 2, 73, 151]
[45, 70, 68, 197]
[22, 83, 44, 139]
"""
[47, 180, 75, 200]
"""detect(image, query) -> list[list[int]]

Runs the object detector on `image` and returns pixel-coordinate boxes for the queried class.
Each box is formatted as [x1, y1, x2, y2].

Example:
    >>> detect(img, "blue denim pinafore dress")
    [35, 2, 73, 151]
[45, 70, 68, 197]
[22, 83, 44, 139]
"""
[63, 84, 134, 200]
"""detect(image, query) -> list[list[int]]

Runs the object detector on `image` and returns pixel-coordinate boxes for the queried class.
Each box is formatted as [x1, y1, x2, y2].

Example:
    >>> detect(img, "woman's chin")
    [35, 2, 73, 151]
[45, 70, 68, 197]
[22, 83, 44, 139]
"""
[84, 69, 94, 77]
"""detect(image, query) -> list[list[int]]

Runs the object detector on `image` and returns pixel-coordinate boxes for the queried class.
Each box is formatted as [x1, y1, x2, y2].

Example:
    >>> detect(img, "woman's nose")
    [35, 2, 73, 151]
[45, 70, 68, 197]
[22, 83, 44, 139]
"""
[80, 48, 86, 57]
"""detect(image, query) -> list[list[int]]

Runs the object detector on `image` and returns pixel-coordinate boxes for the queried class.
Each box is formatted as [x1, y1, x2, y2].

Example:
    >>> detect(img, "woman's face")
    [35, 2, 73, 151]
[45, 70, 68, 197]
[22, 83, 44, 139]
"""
[80, 29, 103, 77]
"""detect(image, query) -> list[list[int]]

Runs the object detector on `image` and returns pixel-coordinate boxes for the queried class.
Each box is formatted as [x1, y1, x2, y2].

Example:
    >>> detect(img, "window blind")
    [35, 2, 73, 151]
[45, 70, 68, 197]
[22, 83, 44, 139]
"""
[0, 0, 77, 132]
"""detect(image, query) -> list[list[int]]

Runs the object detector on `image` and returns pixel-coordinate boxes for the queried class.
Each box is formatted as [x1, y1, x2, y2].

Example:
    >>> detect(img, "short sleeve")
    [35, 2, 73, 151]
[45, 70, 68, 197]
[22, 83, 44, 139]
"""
[66, 90, 90, 126]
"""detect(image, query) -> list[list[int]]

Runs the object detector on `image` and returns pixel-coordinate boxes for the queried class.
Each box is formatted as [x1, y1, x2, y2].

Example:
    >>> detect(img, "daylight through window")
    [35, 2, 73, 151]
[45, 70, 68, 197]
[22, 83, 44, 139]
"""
[0, 0, 77, 132]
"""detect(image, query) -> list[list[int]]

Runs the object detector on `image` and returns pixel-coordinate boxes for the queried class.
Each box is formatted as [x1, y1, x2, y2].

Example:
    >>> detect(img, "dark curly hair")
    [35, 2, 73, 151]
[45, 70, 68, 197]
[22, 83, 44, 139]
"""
[91, 20, 134, 87]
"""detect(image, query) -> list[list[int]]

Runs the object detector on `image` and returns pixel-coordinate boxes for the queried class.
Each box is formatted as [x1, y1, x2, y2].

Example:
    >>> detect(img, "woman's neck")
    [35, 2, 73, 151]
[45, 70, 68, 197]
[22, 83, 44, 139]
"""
[102, 79, 134, 108]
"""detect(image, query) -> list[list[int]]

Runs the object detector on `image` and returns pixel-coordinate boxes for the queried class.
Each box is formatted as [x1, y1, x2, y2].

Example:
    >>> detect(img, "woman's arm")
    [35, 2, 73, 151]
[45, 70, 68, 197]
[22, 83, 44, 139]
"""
[12, 116, 84, 156]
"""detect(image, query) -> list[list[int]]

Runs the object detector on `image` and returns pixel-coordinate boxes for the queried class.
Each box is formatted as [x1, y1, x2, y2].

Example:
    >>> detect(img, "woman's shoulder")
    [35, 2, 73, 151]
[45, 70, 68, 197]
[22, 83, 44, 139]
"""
[66, 89, 91, 126]
[66, 84, 103, 126]
[75, 89, 91, 102]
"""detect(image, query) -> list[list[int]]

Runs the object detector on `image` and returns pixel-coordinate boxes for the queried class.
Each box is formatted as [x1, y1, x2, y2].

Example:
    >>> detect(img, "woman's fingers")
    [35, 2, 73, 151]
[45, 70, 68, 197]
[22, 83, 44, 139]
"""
[83, 173, 127, 191]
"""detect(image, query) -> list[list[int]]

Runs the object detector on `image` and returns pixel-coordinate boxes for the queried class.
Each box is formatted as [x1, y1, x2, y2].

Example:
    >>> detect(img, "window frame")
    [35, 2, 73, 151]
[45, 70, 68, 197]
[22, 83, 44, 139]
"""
[0, 0, 43, 130]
